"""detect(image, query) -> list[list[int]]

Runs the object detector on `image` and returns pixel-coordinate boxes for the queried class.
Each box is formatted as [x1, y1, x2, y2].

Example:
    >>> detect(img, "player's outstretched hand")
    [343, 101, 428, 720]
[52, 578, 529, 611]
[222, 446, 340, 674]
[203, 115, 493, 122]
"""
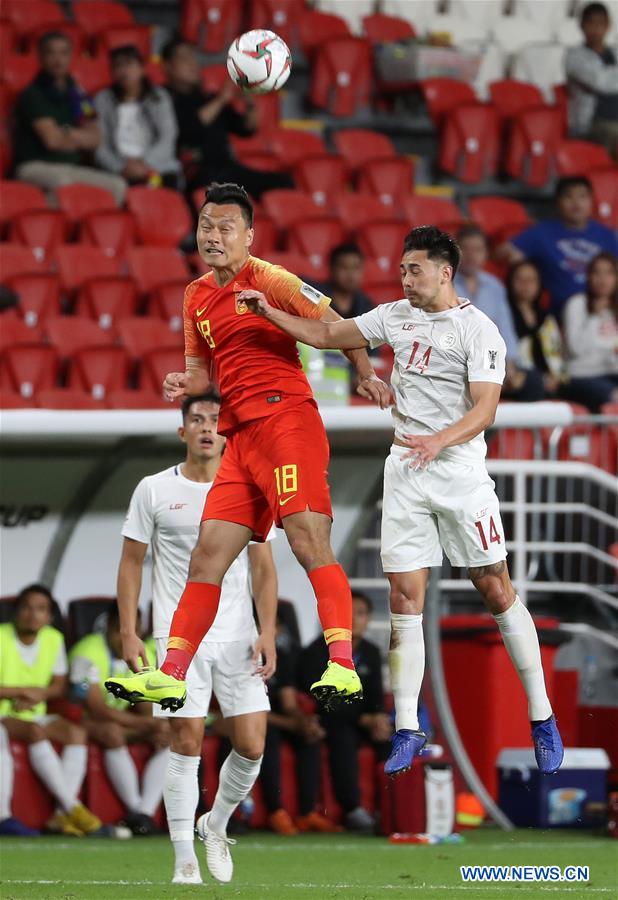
[252, 632, 276, 681]
[163, 371, 189, 402]
[238, 289, 272, 318]
[401, 433, 444, 469]
[122, 632, 150, 673]
[357, 374, 393, 409]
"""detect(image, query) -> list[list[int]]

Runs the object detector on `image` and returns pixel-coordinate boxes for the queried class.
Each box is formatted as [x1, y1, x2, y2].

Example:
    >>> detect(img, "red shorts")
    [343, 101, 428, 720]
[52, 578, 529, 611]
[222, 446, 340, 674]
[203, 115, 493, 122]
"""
[202, 399, 332, 540]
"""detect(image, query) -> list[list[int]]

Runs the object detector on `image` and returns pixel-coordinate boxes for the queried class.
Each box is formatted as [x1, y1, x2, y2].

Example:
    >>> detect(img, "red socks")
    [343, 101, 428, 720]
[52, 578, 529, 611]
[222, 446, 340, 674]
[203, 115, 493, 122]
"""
[308, 563, 354, 670]
[161, 582, 221, 680]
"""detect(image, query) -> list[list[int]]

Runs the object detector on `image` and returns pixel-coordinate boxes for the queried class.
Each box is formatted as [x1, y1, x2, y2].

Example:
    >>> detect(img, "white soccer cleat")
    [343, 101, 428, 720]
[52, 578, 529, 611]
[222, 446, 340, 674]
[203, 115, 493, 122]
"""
[172, 861, 202, 885]
[196, 812, 236, 883]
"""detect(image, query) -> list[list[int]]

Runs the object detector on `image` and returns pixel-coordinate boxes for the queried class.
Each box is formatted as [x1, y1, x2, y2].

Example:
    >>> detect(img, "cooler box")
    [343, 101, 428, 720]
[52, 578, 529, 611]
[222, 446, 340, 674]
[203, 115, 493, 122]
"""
[498, 748, 610, 828]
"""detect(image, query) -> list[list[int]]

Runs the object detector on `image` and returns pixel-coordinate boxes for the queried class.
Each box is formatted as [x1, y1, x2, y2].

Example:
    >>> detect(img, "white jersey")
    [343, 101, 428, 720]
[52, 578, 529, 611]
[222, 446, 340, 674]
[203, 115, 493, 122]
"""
[122, 464, 275, 642]
[354, 298, 506, 463]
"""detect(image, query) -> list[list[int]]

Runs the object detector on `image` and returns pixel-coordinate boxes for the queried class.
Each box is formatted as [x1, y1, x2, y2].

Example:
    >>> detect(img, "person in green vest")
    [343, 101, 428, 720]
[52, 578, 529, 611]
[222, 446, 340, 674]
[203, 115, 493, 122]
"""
[70, 604, 169, 836]
[0, 583, 105, 836]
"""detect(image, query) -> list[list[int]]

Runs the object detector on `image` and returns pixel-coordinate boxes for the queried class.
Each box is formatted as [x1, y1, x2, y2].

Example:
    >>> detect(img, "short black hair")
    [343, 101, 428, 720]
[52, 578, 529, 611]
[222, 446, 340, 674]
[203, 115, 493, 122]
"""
[329, 243, 364, 269]
[456, 223, 487, 245]
[160, 36, 192, 63]
[555, 175, 593, 200]
[38, 30, 72, 54]
[15, 583, 53, 614]
[402, 225, 461, 275]
[352, 591, 373, 614]
[110, 44, 144, 65]
[181, 389, 222, 422]
[580, 2, 609, 24]
[200, 182, 254, 228]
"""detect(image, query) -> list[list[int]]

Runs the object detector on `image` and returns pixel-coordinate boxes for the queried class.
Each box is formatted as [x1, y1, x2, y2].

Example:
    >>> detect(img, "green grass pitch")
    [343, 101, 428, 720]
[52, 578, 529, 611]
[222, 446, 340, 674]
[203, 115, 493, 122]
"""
[0, 830, 615, 900]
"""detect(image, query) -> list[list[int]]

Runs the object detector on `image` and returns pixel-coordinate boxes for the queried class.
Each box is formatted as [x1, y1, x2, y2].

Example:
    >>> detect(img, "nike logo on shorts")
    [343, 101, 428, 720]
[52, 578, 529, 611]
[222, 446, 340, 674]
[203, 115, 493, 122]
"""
[279, 494, 297, 507]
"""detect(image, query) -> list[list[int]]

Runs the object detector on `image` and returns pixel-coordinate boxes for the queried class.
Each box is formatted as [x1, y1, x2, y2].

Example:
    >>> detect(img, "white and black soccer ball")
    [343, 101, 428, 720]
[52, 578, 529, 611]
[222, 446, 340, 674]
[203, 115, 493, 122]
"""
[227, 29, 292, 94]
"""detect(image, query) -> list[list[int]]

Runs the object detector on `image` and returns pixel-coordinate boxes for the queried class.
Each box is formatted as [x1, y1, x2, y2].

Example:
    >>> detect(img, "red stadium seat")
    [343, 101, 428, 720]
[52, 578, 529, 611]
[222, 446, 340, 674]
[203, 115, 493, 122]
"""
[55, 246, 120, 293]
[106, 389, 168, 409]
[467, 196, 532, 243]
[73, 1, 134, 39]
[262, 251, 316, 280]
[422, 78, 477, 127]
[365, 281, 402, 304]
[250, 0, 305, 48]
[589, 168, 618, 230]
[0, 182, 47, 233]
[0, 244, 47, 280]
[0, 313, 42, 349]
[287, 218, 346, 271]
[126, 187, 193, 247]
[333, 129, 395, 174]
[45, 316, 114, 360]
[439, 104, 500, 184]
[181, 0, 242, 53]
[299, 9, 350, 58]
[402, 194, 464, 233]
[363, 13, 415, 43]
[505, 106, 563, 187]
[0, 390, 33, 408]
[294, 155, 347, 206]
[2, 54, 39, 96]
[74, 277, 139, 328]
[127, 247, 190, 295]
[333, 193, 397, 236]
[270, 128, 327, 168]
[72, 55, 112, 95]
[25, 22, 87, 55]
[250, 211, 278, 257]
[81, 210, 136, 258]
[0, 82, 13, 121]
[229, 134, 279, 171]
[488, 80, 545, 125]
[188, 252, 212, 276]
[3, 344, 60, 397]
[358, 156, 415, 206]
[556, 140, 614, 176]
[262, 189, 323, 231]
[56, 184, 118, 230]
[486, 428, 536, 460]
[140, 347, 185, 392]
[357, 221, 409, 273]
[310, 37, 373, 117]
[200, 63, 229, 94]
[68, 346, 130, 398]
[150, 282, 186, 331]
[98, 25, 151, 60]
[2, 0, 64, 39]
[36, 388, 104, 409]
[10, 209, 67, 260]
[7, 273, 62, 326]
[252, 92, 281, 136]
[116, 316, 183, 360]
[0, 22, 16, 58]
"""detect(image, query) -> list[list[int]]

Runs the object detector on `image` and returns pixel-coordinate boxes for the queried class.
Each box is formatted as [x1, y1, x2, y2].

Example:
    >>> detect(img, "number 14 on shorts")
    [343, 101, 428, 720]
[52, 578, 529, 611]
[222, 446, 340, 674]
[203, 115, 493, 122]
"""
[474, 515, 501, 551]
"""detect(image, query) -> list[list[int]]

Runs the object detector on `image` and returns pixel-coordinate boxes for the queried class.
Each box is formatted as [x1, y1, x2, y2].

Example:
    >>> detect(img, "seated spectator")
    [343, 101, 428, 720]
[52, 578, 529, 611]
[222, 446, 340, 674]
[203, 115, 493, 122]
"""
[506, 261, 566, 399]
[455, 225, 545, 402]
[69, 604, 169, 836]
[94, 45, 181, 190]
[497, 177, 618, 318]
[562, 252, 618, 410]
[318, 244, 374, 318]
[297, 592, 392, 834]
[566, 2, 618, 159]
[14, 32, 125, 204]
[258, 613, 338, 835]
[0, 722, 39, 836]
[161, 38, 293, 198]
[0, 584, 104, 836]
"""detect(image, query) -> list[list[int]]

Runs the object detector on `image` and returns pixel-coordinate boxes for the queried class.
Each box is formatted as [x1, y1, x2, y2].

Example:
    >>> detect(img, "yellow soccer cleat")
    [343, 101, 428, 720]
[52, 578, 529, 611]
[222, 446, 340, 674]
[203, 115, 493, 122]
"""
[104, 667, 186, 711]
[45, 812, 84, 837]
[67, 803, 103, 835]
[310, 661, 363, 709]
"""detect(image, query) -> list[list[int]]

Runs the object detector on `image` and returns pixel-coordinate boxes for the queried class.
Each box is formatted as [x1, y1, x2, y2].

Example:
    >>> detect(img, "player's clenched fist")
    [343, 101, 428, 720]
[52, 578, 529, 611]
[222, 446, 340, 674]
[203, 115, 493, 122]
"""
[238, 289, 271, 317]
[163, 371, 189, 401]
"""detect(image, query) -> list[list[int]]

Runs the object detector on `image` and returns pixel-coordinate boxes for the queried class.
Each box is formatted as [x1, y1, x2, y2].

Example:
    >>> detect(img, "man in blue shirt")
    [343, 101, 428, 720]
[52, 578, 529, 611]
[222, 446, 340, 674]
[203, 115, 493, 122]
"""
[497, 176, 618, 318]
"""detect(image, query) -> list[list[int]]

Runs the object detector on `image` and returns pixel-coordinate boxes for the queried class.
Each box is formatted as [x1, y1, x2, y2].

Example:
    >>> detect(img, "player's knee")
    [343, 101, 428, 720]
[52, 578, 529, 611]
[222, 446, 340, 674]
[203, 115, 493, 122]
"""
[287, 530, 329, 571]
[170, 732, 202, 757]
[233, 738, 264, 760]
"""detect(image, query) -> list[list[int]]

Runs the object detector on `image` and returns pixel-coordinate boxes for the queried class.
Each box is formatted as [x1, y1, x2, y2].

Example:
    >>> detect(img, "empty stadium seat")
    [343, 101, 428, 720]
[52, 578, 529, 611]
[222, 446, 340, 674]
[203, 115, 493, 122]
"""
[149, 283, 186, 331]
[358, 156, 415, 206]
[73, 1, 134, 40]
[229, 134, 279, 171]
[333, 193, 398, 235]
[505, 106, 563, 186]
[556, 140, 614, 176]
[310, 37, 372, 117]
[589, 168, 618, 230]
[81, 210, 136, 258]
[25, 22, 87, 55]
[126, 186, 193, 247]
[0, 314, 42, 350]
[250, 0, 305, 48]
[2, 55, 39, 96]
[422, 78, 477, 127]
[357, 221, 409, 273]
[486, 427, 536, 460]
[262, 190, 323, 231]
[72, 55, 112, 94]
[317, 0, 374, 34]
[299, 8, 351, 57]
[488, 79, 545, 125]
[365, 281, 402, 304]
[439, 104, 500, 183]
[468, 196, 532, 243]
[0, 391, 32, 409]
[3, 344, 60, 398]
[3, 0, 65, 39]
[250, 211, 278, 257]
[36, 388, 104, 410]
[0, 21, 15, 58]
[55, 246, 120, 293]
[10, 209, 67, 260]
[74, 277, 139, 328]
[139, 347, 185, 393]
[333, 129, 395, 173]
[294, 155, 348, 206]
[45, 316, 114, 360]
[56, 184, 118, 230]
[362, 12, 415, 43]
[287, 217, 346, 268]
[116, 316, 183, 361]
[261, 252, 316, 280]
[270, 128, 327, 169]
[0, 82, 12, 121]
[181, 0, 242, 53]
[98, 25, 151, 60]
[0, 244, 46, 280]
[0, 182, 47, 233]
[68, 346, 130, 399]
[8, 273, 62, 326]
[106, 389, 169, 409]
[402, 194, 464, 233]
[127, 247, 190, 295]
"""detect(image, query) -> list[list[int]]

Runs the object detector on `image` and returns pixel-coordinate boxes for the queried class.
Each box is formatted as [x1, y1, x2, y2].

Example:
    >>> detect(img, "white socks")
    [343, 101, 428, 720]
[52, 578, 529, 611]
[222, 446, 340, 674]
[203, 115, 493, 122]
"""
[0, 725, 13, 820]
[494, 596, 553, 722]
[164, 751, 200, 867]
[208, 750, 262, 836]
[104, 747, 141, 812]
[61, 745, 87, 804]
[29, 740, 77, 812]
[139, 748, 170, 817]
[389, 612, 425, 732]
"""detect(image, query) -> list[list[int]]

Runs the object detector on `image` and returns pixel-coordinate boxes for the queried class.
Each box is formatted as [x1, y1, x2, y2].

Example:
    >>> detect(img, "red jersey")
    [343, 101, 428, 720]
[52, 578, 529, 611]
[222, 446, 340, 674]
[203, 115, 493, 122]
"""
[183, 255, 331, 434]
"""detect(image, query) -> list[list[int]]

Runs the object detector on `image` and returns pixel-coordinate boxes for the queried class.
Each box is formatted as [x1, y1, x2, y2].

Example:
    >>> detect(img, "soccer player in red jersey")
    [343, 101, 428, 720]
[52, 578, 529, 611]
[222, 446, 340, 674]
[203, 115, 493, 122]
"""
[107, 182, 390, 712]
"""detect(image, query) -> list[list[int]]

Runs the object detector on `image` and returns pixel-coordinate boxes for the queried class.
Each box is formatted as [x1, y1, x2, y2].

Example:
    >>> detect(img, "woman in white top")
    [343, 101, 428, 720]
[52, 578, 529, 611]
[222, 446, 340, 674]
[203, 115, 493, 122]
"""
[562, 252, 618, 410]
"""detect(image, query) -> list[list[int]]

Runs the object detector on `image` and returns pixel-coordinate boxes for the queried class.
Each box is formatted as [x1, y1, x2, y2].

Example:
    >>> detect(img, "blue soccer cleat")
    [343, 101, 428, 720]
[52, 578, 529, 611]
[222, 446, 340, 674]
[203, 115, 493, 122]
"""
[0, 816, 39, 837]
[532, 715, 564, 774]
[384, 729, 427, 777]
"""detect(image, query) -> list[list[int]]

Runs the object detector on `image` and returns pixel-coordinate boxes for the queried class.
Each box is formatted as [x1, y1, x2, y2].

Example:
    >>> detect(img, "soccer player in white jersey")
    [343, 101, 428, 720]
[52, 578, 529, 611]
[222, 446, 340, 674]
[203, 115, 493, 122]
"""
[241, 226, 564, 778]
[115, 390, 277, 885]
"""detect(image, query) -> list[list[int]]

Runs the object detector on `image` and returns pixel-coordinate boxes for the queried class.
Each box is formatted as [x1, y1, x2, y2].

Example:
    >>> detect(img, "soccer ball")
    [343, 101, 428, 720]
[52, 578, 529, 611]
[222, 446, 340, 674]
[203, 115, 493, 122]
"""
[227, 30, 292, 94]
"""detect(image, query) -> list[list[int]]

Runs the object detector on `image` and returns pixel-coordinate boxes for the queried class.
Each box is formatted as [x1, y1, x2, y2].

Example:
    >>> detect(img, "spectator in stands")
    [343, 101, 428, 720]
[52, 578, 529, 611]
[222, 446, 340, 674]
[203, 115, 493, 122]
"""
[0, 722, 39, 835]
[497, 176, 618, 318]
[455, 225, 545, 402]
[14, 32, 125, 204]
[318, 244, 374, 318]
[562, 252, 618, 410]
[566, 2, 618, 158]
[69, 604, 169, 836]
[297, 592, 392, 834]
[94, 45, 181, 189]
[258, 610, 339, 835]
[506, 261, 566, 399]
[161, 38, 293, 198]
[0, 584, 105, 836]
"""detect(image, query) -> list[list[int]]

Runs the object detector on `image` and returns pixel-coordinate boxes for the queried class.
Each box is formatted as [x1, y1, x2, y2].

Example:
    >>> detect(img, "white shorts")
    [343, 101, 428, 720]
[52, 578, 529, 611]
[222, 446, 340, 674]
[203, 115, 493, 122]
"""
[381, 445, 508, 572]
[154, 636, 270, 719]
